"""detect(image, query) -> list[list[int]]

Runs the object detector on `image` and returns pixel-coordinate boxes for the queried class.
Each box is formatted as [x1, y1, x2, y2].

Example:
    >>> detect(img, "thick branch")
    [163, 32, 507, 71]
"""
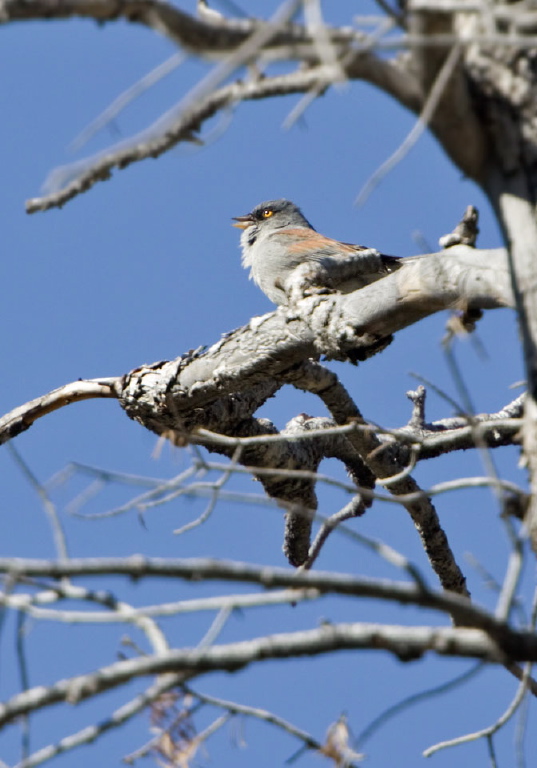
[120, 247, 513, 425]
[394, 394, 524, 459]
[406, 0, 488, 180]
[202, 413, 323, 566]
[284, 361, 469, 596]
[0, 0, 352, 57]
[0, 249, 516, 569]
[485, 170, 537, 551]
[0, 247, 514, 448]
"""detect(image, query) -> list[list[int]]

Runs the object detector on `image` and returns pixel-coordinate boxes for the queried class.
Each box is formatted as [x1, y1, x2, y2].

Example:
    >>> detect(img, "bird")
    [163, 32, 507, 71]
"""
[232, 198, 400, 305]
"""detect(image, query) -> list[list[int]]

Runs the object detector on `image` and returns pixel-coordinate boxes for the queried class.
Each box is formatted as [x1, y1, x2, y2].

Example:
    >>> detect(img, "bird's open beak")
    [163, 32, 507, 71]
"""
[232, 214, 254, 229]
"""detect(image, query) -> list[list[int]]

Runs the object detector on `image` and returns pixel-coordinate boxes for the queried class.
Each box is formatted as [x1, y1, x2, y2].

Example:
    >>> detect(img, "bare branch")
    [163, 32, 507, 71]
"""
[13, 2, 420, 211]
[2, 587, 316, 624]
[0, 249, 519, 571]
[69, 50, 187, 152]
[423, 662, 534, 757]
[0, 622, 535, 728]
[184, 686, 331, 765]
[0, 252, 513, 434]
[0, 378, 120, 445]
[0, 0, 353, 59]
[397, 397, 524, 460]
[0, 554, 526, 635]
[356, 662, 485, 748]
[116, 247, 513, 429]
[7, 444, 69, 561]
[24, 64, 383, 213]
[285, 360, 469, 596]
[303, 496, 367, 570]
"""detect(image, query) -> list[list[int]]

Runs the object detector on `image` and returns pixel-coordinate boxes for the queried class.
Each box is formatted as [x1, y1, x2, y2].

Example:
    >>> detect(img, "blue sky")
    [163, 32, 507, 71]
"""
[0, 2, 533, 767]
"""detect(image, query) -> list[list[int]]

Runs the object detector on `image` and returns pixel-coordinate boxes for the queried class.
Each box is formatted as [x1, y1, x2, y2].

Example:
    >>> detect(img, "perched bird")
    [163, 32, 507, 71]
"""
[233, 198, 400, 305]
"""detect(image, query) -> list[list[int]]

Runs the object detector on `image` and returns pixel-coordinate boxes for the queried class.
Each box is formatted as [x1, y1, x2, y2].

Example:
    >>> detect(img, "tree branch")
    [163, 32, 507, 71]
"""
[25, 56, 418, 213]
[285, 360, 469, 595]
[0, 621, 534, 727]
[0, 0, 351, 57]
[0, 378, 120, 444]
[0, 249, 516, 567]
[0, 554, 522, 632]
[0, 248, 510, 445]
[1, 0, 421, 212]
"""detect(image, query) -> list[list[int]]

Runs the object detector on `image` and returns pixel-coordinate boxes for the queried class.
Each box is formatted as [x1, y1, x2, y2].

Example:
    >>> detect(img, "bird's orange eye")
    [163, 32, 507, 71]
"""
[261, 209, 274, 219]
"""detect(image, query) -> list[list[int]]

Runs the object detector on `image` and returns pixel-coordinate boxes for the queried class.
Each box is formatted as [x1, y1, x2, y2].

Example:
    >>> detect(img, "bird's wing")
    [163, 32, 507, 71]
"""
[279, 229, 368, 260]
[275, 229, 400, 276]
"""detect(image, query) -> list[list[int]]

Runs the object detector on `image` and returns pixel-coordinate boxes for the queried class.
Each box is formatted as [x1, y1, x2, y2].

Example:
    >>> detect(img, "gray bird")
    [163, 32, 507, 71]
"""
[233, 198, 400, 305]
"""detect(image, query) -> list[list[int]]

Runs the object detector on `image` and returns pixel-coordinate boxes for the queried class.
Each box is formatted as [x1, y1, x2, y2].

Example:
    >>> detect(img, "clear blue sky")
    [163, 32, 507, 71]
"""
[0, 2, 532, 767]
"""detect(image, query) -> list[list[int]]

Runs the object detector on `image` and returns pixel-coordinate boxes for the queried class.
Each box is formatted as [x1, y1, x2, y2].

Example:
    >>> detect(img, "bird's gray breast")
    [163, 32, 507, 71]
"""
[247, 233, 304, 304]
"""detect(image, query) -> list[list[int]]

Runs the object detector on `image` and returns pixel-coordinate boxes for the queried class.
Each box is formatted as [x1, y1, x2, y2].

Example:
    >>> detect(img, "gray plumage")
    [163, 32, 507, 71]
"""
[233, 199, 400, 305]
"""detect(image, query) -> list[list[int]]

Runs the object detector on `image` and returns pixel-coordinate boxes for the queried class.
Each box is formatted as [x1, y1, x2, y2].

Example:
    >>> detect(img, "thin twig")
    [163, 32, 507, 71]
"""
[183, 685, 327, 757]
[16, 612, 31, 761]
[173, 444, 242, 534]
[70, 51, 187, 152]
[423, 661, 534, 757]
[28, 0, 303, 213]
[356, 662, 484, 747]
[66, 462, 528, 516]
[283, 15, 395, 129]
[198, 605, 233, 648]
[303, 496, 366, 570]
[424, 590, 537, 758]
[441, 344, 528, 624]
[355, 44, 462, 206]
[8, 444, 69, 561]
[1, 587, 318, 623]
